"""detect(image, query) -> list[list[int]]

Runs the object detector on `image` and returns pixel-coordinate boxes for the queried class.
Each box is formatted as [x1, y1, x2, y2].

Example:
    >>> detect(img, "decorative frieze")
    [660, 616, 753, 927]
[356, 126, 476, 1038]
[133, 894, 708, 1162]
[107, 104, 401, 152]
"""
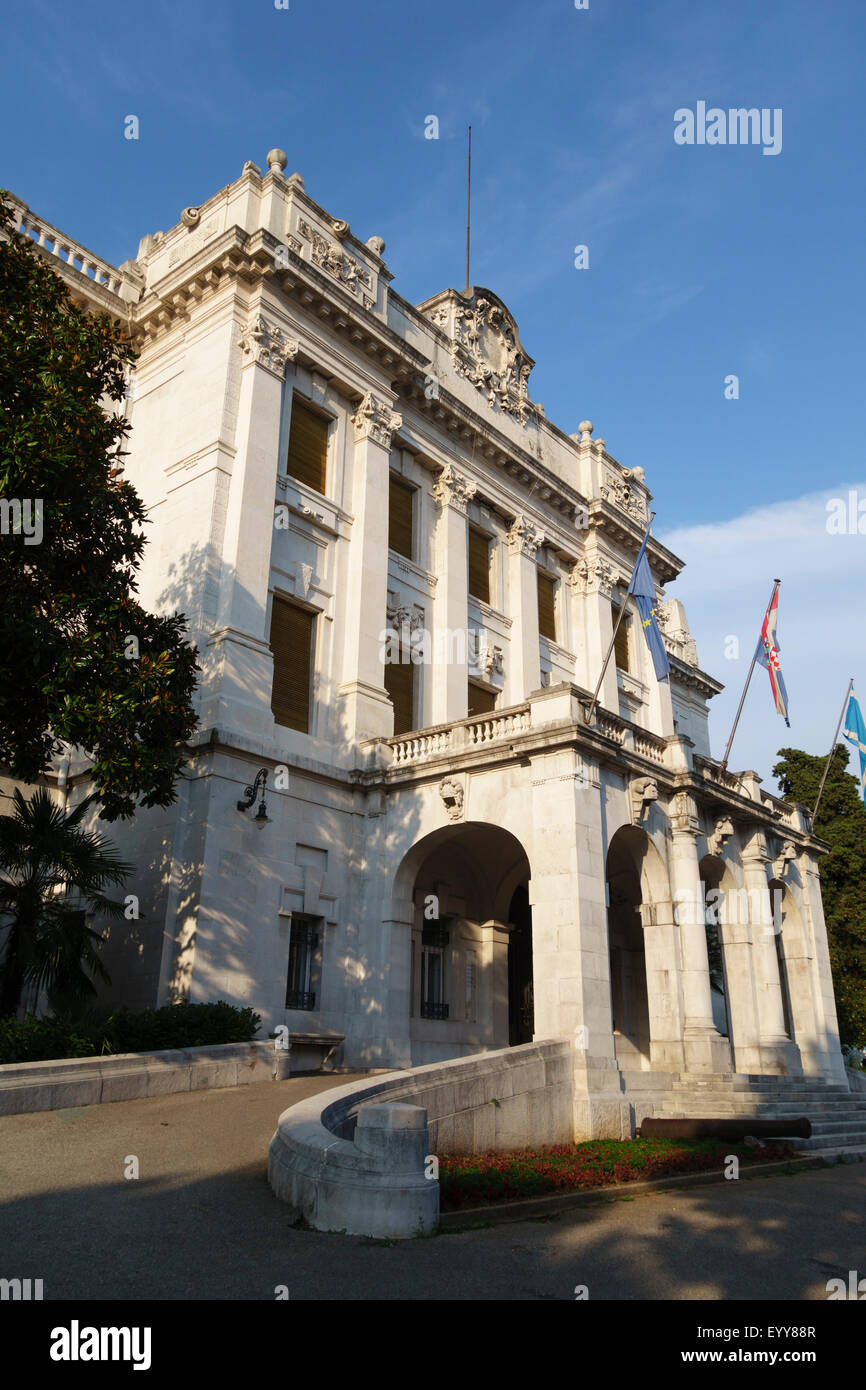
[352, 392, 402, 448]
[431, 463, 477, 514]
[298, 218, 372, 302]
[238, 313, 299, 378]
[506, 515, 545, 558]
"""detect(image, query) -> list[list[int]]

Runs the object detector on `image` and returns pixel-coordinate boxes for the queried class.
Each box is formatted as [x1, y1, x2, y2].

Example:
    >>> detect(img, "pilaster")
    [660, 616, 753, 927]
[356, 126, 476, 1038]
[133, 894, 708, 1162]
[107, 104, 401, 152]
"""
[505, 515, 544, 702]
[430, 465, 475, 724]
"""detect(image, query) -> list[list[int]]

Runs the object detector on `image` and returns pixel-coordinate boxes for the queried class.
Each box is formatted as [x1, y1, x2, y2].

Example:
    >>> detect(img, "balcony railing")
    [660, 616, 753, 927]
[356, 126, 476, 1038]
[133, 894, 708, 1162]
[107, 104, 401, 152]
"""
[388, 703, 531, 767]
[13, 201, 125, 298]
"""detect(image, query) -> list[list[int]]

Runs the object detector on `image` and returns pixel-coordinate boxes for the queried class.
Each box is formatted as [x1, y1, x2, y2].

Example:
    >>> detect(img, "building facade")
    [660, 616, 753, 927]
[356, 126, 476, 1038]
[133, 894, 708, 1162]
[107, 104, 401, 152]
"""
[5, 150, 848, 1135]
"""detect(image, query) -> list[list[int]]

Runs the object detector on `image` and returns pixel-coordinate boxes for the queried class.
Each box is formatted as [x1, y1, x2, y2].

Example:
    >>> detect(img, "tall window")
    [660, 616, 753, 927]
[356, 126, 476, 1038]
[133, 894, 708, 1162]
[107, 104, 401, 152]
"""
[468, 526, 491, 605]
[537, 570, 557, 642]
[468, 680, 497, 717]
[421, 920, 450, 1019]
[388, 475, 415, 560]
[286, 914, 320, 1010]
[384, 647, 416, 735]
[611, 600, 631, 673]
[270, 596, 314, 732]
[286, 398, 328, 494]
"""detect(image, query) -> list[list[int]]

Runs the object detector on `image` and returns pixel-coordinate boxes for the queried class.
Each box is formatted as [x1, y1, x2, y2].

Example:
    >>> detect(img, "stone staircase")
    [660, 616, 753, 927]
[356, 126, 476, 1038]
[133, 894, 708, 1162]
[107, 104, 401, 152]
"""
[654, 1073, 866, 1159]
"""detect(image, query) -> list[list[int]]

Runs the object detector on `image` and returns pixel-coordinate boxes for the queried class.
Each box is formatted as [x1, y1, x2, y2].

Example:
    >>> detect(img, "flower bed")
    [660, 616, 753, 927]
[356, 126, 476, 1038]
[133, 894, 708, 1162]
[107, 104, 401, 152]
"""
[438, 1138, 797, 1210]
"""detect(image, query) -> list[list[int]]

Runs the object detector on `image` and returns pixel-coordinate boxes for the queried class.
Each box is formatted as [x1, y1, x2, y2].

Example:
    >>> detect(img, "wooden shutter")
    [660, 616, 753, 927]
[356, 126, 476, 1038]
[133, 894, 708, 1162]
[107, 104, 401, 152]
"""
[468, 681, 497, 717]
[384, 652, 415, 734]
[286, 399, 328, 494]
[537, 571, 557, 642]
[389, 476, 414, 560]
[270, 596, 314, 731]
[468, 527, 490, 604]
[612, 602, 630, 672]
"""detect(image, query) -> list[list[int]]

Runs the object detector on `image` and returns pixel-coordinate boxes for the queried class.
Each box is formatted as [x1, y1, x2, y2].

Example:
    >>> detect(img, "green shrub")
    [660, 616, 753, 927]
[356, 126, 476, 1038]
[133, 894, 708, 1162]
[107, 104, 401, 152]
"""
[0, 1001, 261, 1064]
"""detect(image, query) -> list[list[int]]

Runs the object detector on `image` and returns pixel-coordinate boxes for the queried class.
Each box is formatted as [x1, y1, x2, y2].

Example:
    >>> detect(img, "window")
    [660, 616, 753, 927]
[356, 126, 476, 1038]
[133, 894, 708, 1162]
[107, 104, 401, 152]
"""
[269, 596, 314, 732]
[468, 526, 491, 604]
[611, 600, 630, 673]
[286, 914, 320, 1010]
[537, 570, 557, 642]
[388, 475, 415, 560]
[286, 398, 328, 494]
[421, 920, 449, 1019]
[384, 646, 416, 735]
[468, 680, 497, 717]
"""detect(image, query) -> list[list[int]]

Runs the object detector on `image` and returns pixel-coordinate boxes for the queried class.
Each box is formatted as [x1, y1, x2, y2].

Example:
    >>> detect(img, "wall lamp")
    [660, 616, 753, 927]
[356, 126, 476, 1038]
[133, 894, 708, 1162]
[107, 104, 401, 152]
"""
[237, 767, 271, 828]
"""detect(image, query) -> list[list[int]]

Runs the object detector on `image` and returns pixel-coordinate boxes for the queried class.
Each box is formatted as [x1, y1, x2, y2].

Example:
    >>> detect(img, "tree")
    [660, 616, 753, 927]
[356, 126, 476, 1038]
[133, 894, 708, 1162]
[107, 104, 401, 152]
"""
[0, 193, 199, 820]
[774, 744, 866, 1049]
[0, 787, 133, 1017]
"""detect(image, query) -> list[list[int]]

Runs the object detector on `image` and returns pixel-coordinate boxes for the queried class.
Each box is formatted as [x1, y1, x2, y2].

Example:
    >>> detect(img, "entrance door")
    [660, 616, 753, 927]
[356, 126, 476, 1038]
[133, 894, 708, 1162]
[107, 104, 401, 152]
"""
[507, 885, 534, 1045]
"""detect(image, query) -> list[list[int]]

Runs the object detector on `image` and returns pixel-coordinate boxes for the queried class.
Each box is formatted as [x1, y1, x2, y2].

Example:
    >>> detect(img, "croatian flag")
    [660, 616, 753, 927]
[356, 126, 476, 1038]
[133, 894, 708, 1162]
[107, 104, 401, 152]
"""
[842, 688, 866, 804]
[628, 529, 670, 682]
[755, 586, 790, 726]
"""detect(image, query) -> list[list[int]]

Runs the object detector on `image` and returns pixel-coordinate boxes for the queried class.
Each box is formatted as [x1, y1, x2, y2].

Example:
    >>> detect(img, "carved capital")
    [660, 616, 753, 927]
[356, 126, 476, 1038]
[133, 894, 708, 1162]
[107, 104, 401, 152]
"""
[238, 313, 299, 378]
[740, 825, 769, 865]
[570, 554, 615, 597]
[352, 392, 402, 448]
[669, 791, 700, 836]
[431, 463, 477, 514]
[506, 514, 545, 558]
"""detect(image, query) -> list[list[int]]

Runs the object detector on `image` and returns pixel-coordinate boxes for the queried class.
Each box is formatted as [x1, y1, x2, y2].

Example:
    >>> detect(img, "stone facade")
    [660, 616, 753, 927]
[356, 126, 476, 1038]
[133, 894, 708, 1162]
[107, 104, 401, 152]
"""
[4, 152, 848, 1137]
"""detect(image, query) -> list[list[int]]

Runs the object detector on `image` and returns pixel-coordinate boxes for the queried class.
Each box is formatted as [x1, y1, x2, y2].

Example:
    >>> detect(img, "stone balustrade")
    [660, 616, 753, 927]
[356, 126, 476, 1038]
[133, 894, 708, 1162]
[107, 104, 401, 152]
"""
[12, 200, 125, 298]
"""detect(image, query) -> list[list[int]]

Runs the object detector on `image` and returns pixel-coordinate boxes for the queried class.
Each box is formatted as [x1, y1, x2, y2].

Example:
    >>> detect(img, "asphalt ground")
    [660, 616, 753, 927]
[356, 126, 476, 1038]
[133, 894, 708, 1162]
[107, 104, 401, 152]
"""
[1, 1075, 864, 1301]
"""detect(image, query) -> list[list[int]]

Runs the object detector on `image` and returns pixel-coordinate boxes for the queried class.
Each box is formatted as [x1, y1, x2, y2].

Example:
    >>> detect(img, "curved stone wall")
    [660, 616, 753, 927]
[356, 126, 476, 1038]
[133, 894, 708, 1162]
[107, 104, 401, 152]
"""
[268, 1039, 573, 1236]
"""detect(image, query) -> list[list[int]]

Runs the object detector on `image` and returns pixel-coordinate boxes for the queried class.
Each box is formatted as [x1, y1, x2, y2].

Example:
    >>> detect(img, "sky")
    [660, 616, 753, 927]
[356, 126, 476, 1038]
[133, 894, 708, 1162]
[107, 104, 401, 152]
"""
[1, 0, 864, 789]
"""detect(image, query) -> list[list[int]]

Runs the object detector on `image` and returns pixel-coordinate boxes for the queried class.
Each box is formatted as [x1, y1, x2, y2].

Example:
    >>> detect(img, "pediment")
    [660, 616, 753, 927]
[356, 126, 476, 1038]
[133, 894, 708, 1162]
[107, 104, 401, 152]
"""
[419, 286, 536, 426]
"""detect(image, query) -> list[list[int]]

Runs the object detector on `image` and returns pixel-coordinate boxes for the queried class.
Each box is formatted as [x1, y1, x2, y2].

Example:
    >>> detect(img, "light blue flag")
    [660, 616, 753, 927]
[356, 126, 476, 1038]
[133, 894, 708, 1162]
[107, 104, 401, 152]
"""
[842, 688, 866, 804]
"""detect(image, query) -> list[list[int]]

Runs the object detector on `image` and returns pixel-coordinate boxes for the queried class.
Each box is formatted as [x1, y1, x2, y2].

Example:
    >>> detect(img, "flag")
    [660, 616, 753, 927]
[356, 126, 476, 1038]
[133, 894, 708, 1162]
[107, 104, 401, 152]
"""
[627, 529, 670, 682]
[842, 688, 866, 804]
[755, 586, 790, 726]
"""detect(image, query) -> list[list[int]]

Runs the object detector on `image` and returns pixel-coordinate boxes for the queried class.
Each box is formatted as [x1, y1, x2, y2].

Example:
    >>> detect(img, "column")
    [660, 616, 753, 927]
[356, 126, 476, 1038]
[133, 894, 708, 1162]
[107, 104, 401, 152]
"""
[338, 391, 403, 743]
[206, 311, 299, 739]
[668, 794, 731, 1073]
[529, 748, 624, 1139]
[505, 515, 545, 703]
[430, 465, 475, 725]
[742, 828, 802, 1075]
[794, 849, 847, 1083]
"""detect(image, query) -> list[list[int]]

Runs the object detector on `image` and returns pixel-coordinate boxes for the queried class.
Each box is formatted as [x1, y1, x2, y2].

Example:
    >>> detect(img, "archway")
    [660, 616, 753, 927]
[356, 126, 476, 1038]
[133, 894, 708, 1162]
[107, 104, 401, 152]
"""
[392, 822, 532, 1064]
[606, 826, 654, 1070]
[699, 855, 733, 1039]
[768, 878, 795, 1040]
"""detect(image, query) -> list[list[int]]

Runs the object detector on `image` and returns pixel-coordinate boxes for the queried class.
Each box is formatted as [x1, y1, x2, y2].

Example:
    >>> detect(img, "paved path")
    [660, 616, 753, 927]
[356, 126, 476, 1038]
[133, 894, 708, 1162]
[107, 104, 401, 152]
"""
[1, 1076, 864, 1300]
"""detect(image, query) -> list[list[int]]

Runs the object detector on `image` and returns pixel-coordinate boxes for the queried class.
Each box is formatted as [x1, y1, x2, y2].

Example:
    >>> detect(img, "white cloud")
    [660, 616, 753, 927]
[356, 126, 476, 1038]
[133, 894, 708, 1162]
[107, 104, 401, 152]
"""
[660, 482, 866, 792]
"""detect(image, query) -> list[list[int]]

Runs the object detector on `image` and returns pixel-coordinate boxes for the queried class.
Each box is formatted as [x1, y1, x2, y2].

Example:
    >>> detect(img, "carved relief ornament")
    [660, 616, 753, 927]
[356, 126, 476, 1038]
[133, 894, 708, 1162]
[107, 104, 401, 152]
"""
[431, 464, 477, 513]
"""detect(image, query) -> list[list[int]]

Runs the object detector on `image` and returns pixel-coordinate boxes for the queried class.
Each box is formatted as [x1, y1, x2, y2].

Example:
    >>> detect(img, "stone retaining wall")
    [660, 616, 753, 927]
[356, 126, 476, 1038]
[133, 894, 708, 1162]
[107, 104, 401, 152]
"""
[0, 1041, 291, 1115]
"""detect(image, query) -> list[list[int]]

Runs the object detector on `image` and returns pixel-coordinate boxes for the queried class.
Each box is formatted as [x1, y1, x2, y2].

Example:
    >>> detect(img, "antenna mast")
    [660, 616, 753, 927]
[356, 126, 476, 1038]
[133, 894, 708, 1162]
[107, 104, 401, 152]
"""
[465, 125, 471, 292]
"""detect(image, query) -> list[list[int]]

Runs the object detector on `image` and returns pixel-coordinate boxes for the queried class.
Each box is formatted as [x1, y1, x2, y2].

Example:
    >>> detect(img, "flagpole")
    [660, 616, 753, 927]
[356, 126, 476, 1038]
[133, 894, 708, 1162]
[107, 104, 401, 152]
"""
[720, 578, 780, 771]
[465, 125, 471, 292]
[811, 677, 854, 826]
[584, 512, 655, 726]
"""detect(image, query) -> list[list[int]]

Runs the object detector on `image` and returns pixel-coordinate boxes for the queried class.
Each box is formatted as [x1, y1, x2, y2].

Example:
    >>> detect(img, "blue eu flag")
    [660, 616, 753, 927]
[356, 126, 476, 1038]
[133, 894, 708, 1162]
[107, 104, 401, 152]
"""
[627, 530, 671, 683]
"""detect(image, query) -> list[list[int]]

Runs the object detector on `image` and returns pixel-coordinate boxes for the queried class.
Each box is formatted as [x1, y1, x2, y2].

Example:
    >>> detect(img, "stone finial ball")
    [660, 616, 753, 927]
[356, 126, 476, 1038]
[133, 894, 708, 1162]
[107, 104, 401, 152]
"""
[267, 148, 288, 173]
[578, 420, 593, 439]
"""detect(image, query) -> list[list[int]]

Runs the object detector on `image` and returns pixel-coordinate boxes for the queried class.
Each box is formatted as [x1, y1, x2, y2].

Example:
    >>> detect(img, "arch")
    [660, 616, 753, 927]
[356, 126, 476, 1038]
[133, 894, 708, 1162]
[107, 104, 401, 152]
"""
[699, 854, 735, 1038]
[391, 821, 533, 1063]
[606, 824, 671, 1071]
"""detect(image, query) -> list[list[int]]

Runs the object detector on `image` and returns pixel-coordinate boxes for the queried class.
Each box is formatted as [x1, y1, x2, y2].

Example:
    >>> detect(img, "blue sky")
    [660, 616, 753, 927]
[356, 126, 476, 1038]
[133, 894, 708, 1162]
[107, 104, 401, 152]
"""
[2, 0, 864, 785]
